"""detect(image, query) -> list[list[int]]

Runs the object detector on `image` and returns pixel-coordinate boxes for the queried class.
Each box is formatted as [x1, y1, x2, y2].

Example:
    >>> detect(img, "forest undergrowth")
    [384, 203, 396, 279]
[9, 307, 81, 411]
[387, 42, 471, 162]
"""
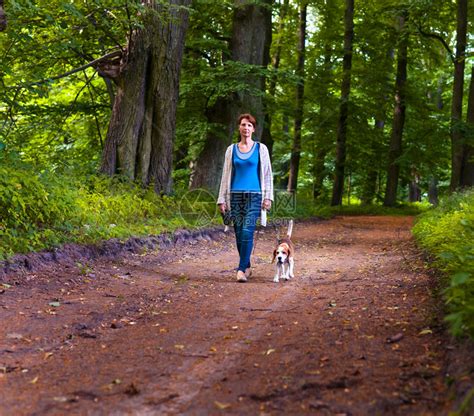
[413, 189, 474, 339]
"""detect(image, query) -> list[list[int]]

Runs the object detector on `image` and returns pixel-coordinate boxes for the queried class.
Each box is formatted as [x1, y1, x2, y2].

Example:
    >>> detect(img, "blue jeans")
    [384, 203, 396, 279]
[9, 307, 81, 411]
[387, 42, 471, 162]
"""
[231, 192, 262, 272]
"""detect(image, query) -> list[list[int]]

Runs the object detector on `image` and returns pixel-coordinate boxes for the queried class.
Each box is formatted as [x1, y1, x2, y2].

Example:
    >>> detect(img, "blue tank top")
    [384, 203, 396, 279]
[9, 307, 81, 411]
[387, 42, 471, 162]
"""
[231, 142, 261, 192]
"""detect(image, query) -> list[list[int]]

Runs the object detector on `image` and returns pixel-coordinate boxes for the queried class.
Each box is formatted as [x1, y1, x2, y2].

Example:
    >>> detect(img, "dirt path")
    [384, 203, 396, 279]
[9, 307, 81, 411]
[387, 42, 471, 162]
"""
[0, 216, 454, 415]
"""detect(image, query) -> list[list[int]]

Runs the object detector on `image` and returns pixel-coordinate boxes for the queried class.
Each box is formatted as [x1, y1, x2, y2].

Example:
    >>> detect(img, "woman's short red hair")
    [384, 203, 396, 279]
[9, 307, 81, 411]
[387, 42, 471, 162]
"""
[238, 113, 257, 128]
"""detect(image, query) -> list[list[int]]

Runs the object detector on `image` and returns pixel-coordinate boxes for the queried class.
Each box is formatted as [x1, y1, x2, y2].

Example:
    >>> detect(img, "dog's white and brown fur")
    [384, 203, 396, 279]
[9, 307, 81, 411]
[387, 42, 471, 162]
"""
[272, 220, 295, 283]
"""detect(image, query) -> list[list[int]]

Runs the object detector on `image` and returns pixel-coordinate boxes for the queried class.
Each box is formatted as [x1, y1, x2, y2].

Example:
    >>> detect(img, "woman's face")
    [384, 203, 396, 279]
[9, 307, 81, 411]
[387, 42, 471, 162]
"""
[239, 118, 255, 139]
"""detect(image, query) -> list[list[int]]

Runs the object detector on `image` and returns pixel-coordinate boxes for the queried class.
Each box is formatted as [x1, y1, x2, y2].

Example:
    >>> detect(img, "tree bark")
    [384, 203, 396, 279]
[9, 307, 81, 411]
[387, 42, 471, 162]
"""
[100, 0, 191, 194]
[408, 168, 421, 202]
[449, 0, 468, 191]
[461, 65, 474, 187]
[428, 177, 439, 206]
[331, 0, 354, 206]
[384, 13, 408, 207]
[191, 0, 273, 192]
[0, 0, 6, 31]
[313, 44, 333, 199]
[361, 119, 384, 205]
[261, 0, 289, 158]
[288, 1, 307, 192]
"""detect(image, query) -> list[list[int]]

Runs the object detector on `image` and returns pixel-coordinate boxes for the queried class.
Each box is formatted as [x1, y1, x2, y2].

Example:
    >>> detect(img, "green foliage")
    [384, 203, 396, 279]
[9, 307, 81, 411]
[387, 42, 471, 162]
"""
[0, 160, 194, 261]
[413, 190, 474, 338]
[271, 191, 425, 222]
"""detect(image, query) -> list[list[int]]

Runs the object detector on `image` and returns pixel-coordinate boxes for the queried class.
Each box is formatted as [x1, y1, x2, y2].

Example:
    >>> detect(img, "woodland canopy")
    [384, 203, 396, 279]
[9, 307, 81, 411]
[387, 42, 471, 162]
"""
[1, 0, 473, 203]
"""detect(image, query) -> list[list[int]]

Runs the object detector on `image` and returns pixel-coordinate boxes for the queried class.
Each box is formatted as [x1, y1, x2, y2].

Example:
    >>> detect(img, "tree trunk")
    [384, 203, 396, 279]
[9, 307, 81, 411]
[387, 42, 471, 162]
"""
[384, 13, 408, 207]
[428, 177, 439, 206]
[189, 98, 237, 192]
[361, 119, 384, 205]
[461, 65, 474, 187]
[288, 2, 307, 192]
[449, 0, 468, 191]
[408, 169, 421, 202]
[191, 0, 273, 192]
[0, 0, 6, 31]
[313, 43, 333, 200]
[100, 0, 191, 194]
[261, 0, 289, 158]
[331, 0, 354, 206]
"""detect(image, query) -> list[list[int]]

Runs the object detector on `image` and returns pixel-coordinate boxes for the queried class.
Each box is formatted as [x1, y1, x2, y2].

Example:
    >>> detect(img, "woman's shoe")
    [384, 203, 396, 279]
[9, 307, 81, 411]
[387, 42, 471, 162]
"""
[245, 268, 252, 279]
[237, 270, 247, 282]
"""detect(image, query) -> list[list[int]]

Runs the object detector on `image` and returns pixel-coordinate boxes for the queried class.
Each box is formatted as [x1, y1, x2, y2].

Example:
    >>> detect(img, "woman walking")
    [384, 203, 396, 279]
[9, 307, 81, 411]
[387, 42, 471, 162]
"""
[217, 113, 274, 282]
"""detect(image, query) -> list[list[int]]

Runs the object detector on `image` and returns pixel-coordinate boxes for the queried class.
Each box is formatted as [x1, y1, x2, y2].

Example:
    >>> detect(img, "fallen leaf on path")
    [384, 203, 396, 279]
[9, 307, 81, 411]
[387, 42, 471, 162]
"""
[174, 344, 185, 350]
[418, 329, 433, 335]
[30, 376, 39, 384]
[53, 396, 69, 403]
[43, 352, 53, 360]
[305, 370, 321, 375]
[49, 302, 60, 307]
[214, 401, 231, 410]
[265, 348, 276, 355]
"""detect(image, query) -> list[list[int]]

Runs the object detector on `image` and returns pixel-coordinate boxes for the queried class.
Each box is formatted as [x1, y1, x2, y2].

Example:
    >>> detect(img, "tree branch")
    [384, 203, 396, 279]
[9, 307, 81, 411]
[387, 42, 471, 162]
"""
[415, 23, 454, 63]
[24, 50, 122, 88]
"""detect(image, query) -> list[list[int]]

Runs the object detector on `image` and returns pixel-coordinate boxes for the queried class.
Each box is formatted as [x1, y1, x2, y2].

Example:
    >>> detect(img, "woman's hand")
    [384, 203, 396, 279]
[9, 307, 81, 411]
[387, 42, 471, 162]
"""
[262, 199, 272, 210]
[218, 203, 227, 214]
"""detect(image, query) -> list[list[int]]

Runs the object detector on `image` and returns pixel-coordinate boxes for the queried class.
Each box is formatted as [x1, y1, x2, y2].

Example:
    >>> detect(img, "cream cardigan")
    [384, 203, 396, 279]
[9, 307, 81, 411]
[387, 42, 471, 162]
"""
[217, 142, 274, 210]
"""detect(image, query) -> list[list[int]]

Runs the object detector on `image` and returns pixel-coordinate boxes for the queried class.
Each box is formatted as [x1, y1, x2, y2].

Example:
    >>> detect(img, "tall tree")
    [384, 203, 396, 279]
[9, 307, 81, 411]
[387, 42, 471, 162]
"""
[449, 0, 467, 191]
[100, 0, 191, 194]
[384, 12, 408, 207]
[312, 44, 334, 199]
[190, 0, 272, 192]
[331, 0, 354, 206]
[261, 0, 289, 158]
[461, 65, 474, 187]
[287, 1, 307, 192]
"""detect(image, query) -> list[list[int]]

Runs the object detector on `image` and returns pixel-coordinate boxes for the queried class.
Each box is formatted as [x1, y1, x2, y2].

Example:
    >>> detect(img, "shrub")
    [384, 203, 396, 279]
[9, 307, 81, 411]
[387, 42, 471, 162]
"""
[0, 164, 186, 260]
[413, 190, 474, 338]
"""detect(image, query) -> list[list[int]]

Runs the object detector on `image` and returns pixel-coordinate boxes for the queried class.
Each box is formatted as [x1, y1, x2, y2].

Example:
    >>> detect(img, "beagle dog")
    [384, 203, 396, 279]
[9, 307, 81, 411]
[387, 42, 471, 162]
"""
[272, 220, 295, 283]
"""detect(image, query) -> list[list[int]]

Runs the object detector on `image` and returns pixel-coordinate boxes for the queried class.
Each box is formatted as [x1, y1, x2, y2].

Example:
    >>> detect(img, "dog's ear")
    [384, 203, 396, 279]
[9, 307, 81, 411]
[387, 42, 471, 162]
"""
[272, 249, 277, 263]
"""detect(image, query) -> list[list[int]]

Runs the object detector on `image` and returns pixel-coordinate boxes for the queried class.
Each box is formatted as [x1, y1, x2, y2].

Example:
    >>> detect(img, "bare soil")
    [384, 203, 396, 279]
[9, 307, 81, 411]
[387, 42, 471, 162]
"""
[0, 216, 470, 415]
